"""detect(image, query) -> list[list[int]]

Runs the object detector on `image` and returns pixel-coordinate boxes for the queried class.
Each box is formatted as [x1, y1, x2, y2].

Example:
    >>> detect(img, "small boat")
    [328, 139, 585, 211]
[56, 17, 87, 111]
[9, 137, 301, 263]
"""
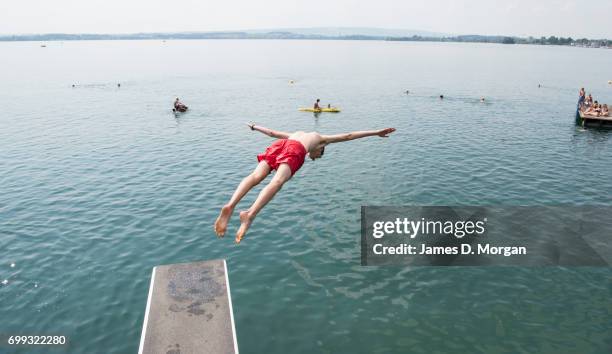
[576, 108, 612, 128]
[299, 107, 341, 113]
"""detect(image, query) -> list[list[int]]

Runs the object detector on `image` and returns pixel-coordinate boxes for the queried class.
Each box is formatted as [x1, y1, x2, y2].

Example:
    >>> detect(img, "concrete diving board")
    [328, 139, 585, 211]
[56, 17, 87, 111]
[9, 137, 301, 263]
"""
[139, 259, 239, 354]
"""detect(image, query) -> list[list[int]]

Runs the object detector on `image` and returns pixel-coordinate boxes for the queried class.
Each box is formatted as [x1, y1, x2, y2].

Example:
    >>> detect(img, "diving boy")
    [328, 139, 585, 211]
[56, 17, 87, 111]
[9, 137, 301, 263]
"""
[214, 123, 396, 243]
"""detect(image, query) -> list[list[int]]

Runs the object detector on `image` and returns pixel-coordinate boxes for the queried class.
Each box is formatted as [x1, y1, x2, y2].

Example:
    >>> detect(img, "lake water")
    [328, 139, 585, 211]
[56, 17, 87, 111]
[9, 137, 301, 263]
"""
[0, 40, 611, 353]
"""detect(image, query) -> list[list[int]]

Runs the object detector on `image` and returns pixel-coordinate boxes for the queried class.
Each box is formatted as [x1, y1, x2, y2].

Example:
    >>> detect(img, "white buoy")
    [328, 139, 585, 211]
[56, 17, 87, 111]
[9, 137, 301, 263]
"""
[1, 279, 8, 285]
[10, 263, 15, 268]
[34, 283, 38, 288]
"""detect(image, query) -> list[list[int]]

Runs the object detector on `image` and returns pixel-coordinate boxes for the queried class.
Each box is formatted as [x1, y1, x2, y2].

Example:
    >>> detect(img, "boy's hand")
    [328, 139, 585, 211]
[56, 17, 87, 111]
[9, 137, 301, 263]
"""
[377, 128, 396, 137]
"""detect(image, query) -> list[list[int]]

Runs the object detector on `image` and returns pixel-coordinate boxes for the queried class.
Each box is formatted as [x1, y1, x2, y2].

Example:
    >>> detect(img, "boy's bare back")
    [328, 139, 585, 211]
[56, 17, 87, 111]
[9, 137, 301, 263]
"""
[287, 131, 324, 152]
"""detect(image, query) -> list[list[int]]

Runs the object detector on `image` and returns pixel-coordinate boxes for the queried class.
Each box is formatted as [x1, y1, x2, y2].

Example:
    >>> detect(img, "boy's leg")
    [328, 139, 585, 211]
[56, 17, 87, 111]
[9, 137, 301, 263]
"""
[214, 161, 271, 237]
[236, 163, 292, 243]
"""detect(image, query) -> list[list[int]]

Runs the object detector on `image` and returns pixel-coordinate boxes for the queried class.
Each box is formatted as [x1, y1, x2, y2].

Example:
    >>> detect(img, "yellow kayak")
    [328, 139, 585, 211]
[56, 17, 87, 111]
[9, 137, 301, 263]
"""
[299, 107, 341, 113]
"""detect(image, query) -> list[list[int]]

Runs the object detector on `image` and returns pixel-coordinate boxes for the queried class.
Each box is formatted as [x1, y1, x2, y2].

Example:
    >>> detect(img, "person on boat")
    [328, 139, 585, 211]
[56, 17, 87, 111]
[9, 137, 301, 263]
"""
[173, 98, 188, 112]
[593, 101, 602, 116]
[578, 88, 586, 108]
[601, 104, 609, 117]
[585, 94, 593, 107]
[314, 99, 321, 110]
[214, 123, 396, 243]
[585, 101, 600, 116]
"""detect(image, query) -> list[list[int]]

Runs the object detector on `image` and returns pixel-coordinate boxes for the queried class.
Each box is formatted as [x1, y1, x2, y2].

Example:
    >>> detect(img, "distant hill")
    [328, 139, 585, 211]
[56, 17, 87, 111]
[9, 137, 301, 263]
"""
[245, 27, 448, 38]
[0, 27, 448, 42]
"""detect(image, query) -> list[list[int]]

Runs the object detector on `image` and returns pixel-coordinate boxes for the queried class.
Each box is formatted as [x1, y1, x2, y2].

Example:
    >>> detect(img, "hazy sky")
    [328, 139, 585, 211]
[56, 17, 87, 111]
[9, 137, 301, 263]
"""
[1, 0, 611, 38]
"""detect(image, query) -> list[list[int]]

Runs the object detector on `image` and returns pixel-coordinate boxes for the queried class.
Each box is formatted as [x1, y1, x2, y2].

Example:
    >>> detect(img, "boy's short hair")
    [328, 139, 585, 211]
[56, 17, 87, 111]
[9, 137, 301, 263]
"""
[320, 147, 325, 156]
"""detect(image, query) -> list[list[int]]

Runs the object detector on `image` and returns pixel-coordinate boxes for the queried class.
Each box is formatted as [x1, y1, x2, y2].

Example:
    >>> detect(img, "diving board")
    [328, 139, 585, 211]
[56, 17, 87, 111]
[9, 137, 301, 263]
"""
[138, 259, 238, 354]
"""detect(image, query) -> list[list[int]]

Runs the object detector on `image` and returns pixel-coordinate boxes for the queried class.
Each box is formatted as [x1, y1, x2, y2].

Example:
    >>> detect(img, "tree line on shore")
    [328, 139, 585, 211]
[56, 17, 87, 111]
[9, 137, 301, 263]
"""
[389, 35, 611, 47]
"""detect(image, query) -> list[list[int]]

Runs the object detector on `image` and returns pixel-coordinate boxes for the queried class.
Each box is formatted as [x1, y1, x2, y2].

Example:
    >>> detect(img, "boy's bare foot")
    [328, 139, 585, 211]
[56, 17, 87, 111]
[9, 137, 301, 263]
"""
[235, 210, 254, 244]
[214, 205, 233, 237]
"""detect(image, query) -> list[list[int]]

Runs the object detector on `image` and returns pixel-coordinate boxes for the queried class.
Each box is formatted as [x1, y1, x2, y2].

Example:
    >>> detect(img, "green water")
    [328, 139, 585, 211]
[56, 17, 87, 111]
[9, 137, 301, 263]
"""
[0, 40, 611, 353]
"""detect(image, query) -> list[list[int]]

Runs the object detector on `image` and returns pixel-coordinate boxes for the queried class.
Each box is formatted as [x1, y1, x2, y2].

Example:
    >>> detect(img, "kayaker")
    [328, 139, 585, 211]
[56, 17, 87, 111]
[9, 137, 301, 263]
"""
[214, 123, 396, 243]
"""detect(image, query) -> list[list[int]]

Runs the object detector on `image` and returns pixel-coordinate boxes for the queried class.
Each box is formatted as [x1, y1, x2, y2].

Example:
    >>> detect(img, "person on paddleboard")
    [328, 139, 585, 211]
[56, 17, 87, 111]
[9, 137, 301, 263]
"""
[214, 123, 396, 243]
[314, 99, 321, 110]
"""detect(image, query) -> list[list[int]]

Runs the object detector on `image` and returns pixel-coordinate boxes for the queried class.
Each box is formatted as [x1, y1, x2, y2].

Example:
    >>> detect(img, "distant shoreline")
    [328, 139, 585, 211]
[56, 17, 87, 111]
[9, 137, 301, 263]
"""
[1, 31, 610, 48]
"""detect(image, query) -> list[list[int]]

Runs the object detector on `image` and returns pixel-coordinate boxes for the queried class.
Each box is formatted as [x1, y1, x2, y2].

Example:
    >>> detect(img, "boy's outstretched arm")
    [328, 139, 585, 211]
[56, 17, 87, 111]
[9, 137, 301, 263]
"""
[247, 123, 290, 139]
[321, 128, 396, 144]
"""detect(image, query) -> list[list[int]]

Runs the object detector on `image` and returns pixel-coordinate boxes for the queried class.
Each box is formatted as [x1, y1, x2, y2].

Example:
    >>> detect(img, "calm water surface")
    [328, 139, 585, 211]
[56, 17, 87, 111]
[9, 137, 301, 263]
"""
[1, 40, 611, 353]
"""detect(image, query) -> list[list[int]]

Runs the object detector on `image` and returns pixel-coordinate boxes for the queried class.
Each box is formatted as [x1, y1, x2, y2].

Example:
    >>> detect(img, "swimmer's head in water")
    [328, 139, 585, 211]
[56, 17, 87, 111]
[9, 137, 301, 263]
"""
[309, 146, 325, 160]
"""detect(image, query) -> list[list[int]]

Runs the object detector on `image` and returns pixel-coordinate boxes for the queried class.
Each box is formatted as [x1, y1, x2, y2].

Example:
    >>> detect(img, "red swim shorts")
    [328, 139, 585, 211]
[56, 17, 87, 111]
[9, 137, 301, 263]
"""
[257, 139, 307, 175]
